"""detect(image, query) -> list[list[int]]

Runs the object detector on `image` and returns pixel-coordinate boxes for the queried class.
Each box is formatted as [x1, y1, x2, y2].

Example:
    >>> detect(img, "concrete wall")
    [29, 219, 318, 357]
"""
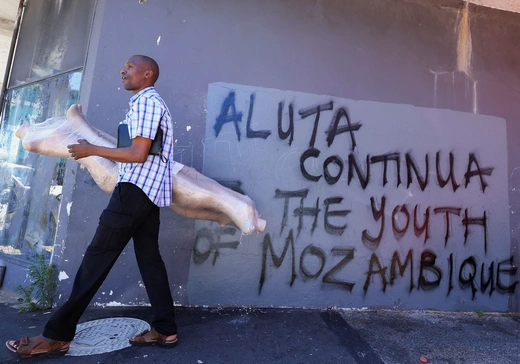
[53, 0, 520, 311]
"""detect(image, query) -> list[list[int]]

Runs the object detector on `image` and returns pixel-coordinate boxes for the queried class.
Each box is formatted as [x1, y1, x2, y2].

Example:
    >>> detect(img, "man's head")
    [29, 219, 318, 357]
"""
[120, 55, 160, 94]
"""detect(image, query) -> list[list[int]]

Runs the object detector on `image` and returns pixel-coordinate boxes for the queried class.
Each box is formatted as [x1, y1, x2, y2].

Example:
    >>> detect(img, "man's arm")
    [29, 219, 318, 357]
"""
[67, 136, 152, 163]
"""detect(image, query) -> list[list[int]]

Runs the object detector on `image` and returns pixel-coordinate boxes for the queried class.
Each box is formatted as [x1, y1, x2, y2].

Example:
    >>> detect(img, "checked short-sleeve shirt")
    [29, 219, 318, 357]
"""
[118, 87, 174, 207]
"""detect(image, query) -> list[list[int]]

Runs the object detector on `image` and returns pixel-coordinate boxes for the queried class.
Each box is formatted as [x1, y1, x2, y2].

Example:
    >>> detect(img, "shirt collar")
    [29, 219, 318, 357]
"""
[129, 86, 155, 103]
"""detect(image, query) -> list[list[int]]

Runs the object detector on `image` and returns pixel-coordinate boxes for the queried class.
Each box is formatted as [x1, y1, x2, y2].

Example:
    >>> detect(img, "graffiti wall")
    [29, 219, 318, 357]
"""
[187, 82, 514, 311]
[26, 0, 518, 311]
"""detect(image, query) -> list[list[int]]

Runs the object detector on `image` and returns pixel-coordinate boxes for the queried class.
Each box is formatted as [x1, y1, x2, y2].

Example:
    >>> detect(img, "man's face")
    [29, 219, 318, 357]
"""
[120, 57, 150, 94]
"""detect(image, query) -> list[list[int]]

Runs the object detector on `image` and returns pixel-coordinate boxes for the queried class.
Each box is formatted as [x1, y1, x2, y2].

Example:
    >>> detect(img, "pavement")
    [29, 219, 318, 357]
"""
[1, 290, 520, 364]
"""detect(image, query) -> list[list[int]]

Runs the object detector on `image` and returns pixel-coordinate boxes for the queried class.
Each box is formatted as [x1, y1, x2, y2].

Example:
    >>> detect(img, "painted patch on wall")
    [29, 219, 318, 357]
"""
[188, 82, 513, 311]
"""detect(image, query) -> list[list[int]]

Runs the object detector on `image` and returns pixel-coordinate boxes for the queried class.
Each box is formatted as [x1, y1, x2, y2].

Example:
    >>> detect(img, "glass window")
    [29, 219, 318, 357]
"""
[8, 0, 95, 87]
[0, 72, 81, 261]
[0, 0, 95, 263]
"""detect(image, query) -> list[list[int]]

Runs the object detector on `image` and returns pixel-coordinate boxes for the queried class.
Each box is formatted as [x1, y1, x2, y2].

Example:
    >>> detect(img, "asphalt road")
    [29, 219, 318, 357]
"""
[1, 292, 519, 363]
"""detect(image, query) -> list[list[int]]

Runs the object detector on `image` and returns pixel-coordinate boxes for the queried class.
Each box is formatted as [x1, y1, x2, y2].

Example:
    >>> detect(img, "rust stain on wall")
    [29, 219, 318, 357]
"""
[457, 2, 472, 75]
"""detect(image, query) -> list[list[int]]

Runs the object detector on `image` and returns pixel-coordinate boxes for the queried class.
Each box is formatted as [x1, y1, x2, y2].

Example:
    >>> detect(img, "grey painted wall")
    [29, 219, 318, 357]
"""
[52, 0, 520, 311]
[191, 82, 509, 311]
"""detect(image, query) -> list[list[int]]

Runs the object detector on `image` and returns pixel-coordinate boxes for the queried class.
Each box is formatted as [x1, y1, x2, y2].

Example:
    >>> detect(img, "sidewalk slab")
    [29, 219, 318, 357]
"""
[342, 309, 520, 364]
[0, 304, 355, 364]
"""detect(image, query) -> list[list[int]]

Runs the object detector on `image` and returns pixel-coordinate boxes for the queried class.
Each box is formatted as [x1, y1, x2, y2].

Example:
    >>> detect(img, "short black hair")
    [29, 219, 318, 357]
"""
[131, 55, 160, 83]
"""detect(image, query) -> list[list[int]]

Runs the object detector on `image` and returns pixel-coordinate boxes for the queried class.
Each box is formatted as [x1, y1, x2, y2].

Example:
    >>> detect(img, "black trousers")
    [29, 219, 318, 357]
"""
[43, 182, 177, 341]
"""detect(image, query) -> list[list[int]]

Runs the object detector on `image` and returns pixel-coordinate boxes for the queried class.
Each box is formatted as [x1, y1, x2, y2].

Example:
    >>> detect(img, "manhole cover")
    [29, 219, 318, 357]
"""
[66, 317, 150, 356]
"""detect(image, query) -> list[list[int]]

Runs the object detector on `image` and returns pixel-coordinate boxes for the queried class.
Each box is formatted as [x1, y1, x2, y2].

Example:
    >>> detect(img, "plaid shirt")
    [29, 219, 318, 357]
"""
[118, 87, 174, 207]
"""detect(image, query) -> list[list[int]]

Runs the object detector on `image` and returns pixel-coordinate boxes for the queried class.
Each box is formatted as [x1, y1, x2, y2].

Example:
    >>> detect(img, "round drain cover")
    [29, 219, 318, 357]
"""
[66, 317, 150, 356]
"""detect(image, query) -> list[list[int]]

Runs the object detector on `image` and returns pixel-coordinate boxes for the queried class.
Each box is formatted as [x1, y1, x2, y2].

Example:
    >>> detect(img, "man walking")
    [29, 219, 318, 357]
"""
[7, 55, 178, 357]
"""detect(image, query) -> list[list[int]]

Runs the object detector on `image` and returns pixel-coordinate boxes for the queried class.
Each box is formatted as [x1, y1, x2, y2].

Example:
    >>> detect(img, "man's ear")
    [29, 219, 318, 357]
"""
[144, 70, 152, 79]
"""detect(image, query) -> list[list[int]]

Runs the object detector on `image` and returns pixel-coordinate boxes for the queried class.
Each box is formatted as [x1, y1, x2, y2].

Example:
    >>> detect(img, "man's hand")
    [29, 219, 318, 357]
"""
[67, 139, 93, 160]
